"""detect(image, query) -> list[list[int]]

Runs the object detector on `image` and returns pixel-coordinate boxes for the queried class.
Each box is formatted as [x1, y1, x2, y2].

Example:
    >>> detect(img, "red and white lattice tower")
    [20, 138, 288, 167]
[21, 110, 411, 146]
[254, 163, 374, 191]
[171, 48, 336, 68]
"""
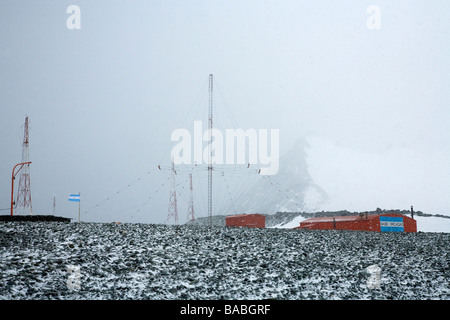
[187, 173, 195, 222]
[16, 116, 32, 215]
[167, 160, 178, 224]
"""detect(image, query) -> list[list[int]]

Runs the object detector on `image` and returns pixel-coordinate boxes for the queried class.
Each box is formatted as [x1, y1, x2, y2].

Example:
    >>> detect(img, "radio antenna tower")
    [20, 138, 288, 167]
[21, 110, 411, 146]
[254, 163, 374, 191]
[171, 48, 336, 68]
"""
[187, 173, 195, 222]
[16, 115, 32, 215]
[167, 159, 178, 224]
[207, 74, 213, 227]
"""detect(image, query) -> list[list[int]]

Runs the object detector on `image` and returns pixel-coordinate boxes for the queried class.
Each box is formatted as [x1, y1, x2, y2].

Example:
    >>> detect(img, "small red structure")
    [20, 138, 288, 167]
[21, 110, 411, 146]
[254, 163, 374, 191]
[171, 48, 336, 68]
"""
[295, 213, 416, 233]
[225, 214, 265, 228]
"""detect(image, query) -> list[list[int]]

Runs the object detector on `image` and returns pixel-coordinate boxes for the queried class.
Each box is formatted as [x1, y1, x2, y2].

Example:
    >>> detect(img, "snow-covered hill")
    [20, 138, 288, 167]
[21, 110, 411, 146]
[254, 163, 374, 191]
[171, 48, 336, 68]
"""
[220, 139, 328, 214]
[304, 135, 450, 218]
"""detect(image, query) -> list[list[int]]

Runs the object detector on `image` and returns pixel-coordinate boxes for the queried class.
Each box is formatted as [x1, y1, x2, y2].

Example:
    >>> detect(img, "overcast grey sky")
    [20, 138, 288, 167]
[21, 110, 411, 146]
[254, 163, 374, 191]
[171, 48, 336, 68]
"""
[1, 1, 449, 223]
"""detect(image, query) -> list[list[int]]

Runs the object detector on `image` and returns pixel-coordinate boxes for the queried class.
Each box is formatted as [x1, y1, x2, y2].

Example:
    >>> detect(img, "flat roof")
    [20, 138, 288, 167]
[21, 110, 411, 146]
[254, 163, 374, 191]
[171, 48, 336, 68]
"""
[226, 213, 264, 218]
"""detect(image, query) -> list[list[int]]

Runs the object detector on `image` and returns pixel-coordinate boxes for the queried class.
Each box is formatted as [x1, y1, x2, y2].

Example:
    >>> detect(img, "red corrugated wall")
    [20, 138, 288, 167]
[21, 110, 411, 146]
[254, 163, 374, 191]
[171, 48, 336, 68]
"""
[225, 214, 265, 228]
[295, 214, 416, 232]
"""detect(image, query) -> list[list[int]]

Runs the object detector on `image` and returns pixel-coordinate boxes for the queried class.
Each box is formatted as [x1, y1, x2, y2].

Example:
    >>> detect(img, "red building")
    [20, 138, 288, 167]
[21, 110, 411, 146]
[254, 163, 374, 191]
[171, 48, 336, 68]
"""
[225, 214, 265, 228]
[294, 213, 416, 233]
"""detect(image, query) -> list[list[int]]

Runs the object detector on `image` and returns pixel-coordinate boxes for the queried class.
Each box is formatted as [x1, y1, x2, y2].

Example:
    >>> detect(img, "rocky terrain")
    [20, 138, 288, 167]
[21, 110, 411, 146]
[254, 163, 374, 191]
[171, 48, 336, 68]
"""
[0, 221, 448, 300]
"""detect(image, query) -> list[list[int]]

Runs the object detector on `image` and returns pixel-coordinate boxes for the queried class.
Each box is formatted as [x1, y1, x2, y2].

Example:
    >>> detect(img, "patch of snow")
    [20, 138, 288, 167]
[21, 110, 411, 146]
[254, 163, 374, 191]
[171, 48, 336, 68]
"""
[415, 216, 450, 233]
[269, 214, 306, 229]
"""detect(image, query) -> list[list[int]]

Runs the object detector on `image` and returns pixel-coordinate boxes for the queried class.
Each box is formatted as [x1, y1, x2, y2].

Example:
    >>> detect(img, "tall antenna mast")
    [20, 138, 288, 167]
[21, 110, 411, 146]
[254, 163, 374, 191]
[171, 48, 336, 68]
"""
[208, 74, 213, 227]
[53, 196, 56, 216]
[167, 158, 178, 224]
[16, 116, 32, 215]
[187, 173, 195, 222]
[188, 173, 195, 221]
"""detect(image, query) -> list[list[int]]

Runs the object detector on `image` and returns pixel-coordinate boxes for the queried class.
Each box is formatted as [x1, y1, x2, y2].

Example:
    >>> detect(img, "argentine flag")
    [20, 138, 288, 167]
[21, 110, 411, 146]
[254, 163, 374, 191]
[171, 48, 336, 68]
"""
[68, 194, 80, 202]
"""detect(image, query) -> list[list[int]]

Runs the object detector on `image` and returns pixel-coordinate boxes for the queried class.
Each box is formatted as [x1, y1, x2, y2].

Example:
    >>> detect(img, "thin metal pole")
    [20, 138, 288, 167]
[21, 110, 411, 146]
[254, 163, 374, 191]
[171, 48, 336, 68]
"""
[78, 192, 81, 223]
[208, 74, 213, 227]
[188, 173, 195, 221]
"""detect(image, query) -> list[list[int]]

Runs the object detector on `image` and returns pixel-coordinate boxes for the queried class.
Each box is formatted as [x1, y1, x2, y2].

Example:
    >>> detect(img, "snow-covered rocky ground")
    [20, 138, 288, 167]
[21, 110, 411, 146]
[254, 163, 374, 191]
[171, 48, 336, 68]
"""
[0, 221, 448, 300]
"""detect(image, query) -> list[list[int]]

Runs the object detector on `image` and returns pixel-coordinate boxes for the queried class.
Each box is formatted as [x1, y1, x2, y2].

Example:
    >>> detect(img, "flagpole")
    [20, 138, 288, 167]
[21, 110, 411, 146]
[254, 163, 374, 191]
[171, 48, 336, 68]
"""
[78, 192, 81, 223]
